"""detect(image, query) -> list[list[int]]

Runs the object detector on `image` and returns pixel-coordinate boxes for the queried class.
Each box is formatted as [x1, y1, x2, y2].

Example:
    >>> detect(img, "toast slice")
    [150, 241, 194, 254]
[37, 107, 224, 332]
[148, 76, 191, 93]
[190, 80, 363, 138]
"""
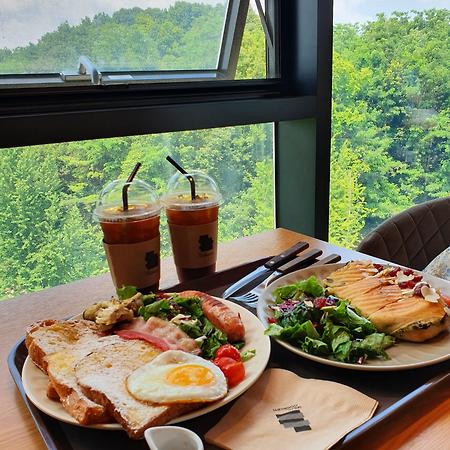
[75, 340, 201, 439]
[26, 319, 117, 424]
[46, 381, 60, 401]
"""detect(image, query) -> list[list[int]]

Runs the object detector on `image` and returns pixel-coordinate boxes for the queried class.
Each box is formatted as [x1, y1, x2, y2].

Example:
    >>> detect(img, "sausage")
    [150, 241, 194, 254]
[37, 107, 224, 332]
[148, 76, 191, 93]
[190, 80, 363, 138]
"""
[179, 290, 245, 342]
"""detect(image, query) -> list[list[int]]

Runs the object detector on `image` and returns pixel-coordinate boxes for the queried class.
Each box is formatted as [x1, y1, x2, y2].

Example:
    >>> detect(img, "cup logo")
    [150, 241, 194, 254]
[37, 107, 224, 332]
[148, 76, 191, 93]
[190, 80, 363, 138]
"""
[145, 251, 159, 270]
[199, 234, 213, 252]
[273, 404, 311, 432]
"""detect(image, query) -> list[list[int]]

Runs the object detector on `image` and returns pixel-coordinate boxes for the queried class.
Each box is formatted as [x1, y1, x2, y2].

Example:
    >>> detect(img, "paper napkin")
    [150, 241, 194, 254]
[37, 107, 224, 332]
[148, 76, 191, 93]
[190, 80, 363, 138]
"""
[205, 368, 378, 450]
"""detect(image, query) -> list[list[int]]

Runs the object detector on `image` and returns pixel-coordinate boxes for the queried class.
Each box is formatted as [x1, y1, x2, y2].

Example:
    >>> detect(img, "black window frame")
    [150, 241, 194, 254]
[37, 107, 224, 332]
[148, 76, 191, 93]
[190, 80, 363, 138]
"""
[0, 0, 251, 88]
[0, 0, 333, 241]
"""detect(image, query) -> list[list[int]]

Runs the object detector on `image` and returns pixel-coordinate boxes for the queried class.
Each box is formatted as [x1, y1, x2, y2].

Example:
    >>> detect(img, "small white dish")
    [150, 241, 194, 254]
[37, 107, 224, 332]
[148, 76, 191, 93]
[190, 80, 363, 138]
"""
[145, 426, 204, 450]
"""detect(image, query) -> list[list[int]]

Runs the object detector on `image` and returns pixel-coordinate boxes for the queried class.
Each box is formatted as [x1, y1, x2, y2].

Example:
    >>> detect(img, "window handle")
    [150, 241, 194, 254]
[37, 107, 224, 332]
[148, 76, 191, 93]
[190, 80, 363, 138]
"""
[78, 56, 102, 85]
[60, 56, 101, 85]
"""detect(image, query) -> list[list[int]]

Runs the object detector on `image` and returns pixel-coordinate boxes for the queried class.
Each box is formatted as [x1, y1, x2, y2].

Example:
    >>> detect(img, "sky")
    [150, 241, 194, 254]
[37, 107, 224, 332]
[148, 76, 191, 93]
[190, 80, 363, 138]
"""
[334, 0, 449, 24]
[0, 0, 448, 49]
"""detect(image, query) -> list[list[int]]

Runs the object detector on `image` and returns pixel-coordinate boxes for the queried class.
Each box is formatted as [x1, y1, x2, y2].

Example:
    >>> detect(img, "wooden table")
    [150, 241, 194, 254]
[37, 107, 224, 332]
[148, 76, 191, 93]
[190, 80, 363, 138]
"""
[0, 228, 449, 450]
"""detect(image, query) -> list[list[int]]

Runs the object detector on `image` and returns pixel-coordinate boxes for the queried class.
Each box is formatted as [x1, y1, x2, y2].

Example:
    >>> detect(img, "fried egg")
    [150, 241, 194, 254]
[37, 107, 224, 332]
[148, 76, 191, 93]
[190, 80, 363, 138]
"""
[126, 350, 227, 403]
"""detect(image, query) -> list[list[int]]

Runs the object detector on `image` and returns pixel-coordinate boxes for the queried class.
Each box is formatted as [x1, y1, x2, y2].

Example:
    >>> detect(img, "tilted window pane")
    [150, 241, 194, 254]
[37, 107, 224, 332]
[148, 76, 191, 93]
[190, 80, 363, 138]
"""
[0, 124, 274, 300]
[0, 1, 229, 73]
[330, 4, 449, 248]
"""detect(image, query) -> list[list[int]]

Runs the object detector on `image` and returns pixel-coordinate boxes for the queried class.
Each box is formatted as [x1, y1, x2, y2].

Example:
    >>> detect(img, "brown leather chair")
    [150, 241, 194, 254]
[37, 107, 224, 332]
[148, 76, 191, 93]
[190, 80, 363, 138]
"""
[357, 196, 450, 270]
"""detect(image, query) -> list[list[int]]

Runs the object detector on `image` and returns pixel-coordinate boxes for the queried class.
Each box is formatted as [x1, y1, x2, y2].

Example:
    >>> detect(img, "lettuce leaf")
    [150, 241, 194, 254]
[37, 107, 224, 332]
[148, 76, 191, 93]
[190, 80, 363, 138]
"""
[265, 320, 320, 343]
[301, 337, 329, 356]
[201, 319, 228, 359]
[138, 299, 171, 320]
[116, 285, 138, 300]
[240, 349, 256, 361]
[272, 276, 324, 303]
[328, 301, 376, 334]
[351, 333, 395, 360]
[172, 295, 203, 318]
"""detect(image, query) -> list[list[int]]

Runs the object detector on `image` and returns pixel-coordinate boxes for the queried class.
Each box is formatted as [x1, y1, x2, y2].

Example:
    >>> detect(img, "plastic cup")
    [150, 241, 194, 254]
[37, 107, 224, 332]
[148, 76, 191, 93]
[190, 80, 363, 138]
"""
[162, 170, 222, 282]
[93, 178, 161, 292]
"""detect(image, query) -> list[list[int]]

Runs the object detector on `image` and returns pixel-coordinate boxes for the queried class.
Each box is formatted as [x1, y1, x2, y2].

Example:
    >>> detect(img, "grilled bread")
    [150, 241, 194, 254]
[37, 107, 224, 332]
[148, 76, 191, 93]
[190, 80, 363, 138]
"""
[325, 262, 448, 342]
[75, 340, 201, 439]
[26, 319, 118, 424]
[329, 277, 403, 316]
[325, 261, 378, 287]
[369, 296, 449, 342]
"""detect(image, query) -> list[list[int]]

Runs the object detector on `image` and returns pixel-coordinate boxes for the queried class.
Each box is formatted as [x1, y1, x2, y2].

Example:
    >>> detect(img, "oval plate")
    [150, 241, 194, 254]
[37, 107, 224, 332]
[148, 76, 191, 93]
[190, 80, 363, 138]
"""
[257, 263, 450, 371]
[22, 299, 270, 429]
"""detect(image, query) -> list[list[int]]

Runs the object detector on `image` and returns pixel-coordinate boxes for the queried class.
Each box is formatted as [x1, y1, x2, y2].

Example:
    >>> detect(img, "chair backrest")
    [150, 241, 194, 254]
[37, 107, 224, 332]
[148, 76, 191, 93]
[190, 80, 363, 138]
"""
[357, 196, 450, 270]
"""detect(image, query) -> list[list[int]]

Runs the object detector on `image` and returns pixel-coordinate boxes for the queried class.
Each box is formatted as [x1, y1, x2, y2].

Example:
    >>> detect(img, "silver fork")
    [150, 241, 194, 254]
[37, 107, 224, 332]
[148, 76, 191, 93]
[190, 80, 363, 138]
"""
[230, 251, 341, 307]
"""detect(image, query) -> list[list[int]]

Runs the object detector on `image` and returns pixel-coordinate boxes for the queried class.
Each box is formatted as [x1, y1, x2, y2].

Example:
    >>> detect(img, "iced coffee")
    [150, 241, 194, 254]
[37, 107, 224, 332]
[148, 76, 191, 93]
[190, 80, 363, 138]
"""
[93, 178, 161, 292]
[163, 171, 222, 282]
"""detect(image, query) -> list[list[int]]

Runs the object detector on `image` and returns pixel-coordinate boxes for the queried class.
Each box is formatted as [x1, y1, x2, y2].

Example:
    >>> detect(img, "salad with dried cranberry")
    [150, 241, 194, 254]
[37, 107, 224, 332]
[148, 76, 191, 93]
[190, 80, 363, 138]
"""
[264, 276, 395, 364]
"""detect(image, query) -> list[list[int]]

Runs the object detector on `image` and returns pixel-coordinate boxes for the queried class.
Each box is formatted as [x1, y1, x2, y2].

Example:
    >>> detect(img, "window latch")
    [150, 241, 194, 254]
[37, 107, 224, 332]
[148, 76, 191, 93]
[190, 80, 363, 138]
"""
[60, 56, 102, 85]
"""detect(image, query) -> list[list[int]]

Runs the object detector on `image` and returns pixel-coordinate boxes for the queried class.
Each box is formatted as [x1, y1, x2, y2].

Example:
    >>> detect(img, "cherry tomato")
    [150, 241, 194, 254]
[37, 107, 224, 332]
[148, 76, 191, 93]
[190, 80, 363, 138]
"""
[215, 344, 241, 361]
[213, 356, 245, 387]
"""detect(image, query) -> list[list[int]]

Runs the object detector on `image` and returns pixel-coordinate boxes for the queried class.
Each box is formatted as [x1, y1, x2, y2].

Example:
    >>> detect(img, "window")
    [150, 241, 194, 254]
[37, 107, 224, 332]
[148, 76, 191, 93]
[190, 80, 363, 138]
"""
[0, 0, 276, 88]
[0, 2, 334, 299]
[330, 3, 450, 248]
[0, 124, 273, 299]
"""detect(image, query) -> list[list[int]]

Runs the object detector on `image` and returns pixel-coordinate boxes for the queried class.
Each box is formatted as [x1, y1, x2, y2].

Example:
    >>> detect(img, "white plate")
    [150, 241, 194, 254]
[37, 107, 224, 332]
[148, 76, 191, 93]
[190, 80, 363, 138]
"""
[257, 263, 450, 371]
[22, 299, 271, 429]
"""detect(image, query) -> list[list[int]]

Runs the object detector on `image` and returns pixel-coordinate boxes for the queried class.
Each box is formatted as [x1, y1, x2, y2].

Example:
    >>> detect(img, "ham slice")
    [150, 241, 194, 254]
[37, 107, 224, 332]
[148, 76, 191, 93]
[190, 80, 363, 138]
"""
[116, 317, 201, 355]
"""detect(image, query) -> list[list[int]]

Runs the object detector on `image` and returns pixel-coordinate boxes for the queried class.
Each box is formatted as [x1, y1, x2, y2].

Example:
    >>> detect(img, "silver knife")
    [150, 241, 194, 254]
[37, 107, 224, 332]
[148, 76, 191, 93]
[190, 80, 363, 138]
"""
[222, 241, 309, 299]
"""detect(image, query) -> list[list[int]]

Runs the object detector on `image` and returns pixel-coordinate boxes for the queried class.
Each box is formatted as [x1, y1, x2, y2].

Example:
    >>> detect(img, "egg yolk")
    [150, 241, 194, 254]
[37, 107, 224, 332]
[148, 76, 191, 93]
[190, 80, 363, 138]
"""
[166, 364, 215, 386]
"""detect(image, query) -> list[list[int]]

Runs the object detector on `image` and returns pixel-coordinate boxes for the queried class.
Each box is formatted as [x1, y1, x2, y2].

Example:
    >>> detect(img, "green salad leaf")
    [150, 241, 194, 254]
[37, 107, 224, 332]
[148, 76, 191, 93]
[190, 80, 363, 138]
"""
[240, 349, 256, 362]
[138, 299, 171, 320]
[265, 320, 320, 343]
[116, 285, 138, 300]
[301, 337, 329, 356]
[272, 276, 324, 303]
[328, 301, 376, 334]
[351, 333, 395, 360]
[201, 319, 228, 359]
[172, 295, 204, 318]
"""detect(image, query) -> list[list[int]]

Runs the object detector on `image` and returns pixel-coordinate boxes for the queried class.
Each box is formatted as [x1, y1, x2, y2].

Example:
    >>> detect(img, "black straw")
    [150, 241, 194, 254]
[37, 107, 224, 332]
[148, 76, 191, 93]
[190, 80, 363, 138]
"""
[166, 156, 196, 200]
[122, 162, 142, 211]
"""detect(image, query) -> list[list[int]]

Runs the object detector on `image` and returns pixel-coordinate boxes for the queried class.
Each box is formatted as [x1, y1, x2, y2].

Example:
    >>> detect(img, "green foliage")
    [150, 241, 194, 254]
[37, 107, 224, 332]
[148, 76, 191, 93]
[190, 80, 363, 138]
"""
[0, 5, 448, 299]
[330, 8, 449, 245]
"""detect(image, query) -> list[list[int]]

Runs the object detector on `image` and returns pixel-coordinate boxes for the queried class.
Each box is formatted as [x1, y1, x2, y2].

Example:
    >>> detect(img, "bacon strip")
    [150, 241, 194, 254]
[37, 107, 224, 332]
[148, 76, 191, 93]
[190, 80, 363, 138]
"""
[115, 330, 170, 351]
[116, 317, 201, 355]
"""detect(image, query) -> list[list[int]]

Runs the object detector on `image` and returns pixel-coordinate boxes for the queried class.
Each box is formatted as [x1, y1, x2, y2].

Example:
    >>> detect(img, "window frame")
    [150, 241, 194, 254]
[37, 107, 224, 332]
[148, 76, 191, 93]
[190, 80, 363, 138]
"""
[0, 0, 333, 241]
[0, 0, 251, 88]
